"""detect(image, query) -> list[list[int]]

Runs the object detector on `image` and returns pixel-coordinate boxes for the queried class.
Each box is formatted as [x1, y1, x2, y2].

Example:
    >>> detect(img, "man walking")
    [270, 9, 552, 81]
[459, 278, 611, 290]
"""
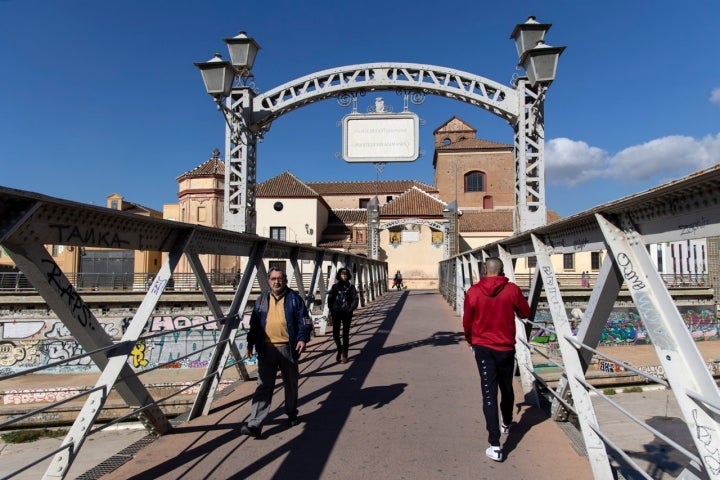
[241, 267, 311, 438]
[462, 257, 530, 462]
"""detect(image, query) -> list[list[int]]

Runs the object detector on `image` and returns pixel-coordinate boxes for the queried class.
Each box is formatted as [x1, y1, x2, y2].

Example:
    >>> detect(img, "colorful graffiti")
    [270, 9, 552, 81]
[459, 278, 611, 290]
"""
[0, 314, 253, 375]
[530, 305, 719, 347]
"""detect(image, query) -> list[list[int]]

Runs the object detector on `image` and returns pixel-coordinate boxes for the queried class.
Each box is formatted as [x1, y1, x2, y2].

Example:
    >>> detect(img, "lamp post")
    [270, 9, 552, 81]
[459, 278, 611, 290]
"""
[510, 16, 565, 232]
[194, 31, 262, 233]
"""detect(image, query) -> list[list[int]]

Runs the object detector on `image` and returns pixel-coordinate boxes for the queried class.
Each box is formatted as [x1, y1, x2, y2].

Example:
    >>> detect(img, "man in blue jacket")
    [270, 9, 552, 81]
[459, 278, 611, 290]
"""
[241, 267, 310, 438]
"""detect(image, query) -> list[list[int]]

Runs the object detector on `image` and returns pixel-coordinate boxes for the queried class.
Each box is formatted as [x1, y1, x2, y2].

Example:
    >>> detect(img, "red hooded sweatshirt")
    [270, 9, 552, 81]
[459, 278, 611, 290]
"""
[462, 275, 531, 352]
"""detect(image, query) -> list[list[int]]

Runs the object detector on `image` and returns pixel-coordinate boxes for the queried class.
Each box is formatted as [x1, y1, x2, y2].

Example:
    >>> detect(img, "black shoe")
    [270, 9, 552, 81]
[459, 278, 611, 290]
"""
[336, 352, 341, 362]
[288, 417, 300, 428]
[241, 424, 261, 438]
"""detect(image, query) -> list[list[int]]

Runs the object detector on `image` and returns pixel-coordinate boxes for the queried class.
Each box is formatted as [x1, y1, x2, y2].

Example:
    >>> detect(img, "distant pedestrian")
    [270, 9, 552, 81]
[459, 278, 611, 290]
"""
[392, 270, 403, 290]
[327, 267, 359, 364]
[241, 267, 311, 438]
[463, 257, 531, 462]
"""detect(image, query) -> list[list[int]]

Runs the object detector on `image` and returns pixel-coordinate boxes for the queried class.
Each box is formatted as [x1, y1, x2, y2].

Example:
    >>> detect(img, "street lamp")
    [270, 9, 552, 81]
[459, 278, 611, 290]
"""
[519, 41, 566, 87]
[509, 16, 565, 233]
[510, 16, 565, 87]
[194, 31, 261, 98]
[194, 53, 235, 98]
[194, 31, 262, 234]
[224, 31, 261, 76]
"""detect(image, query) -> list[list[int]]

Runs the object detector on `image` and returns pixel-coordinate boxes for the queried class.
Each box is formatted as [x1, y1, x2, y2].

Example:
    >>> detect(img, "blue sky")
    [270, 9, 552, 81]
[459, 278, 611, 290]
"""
[1, 0, 719, 218]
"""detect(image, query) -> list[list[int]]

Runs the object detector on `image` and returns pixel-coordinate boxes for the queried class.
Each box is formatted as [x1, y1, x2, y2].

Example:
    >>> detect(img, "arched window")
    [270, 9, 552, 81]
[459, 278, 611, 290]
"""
[442, 138, 451, 146]
[465, 171, 485, 192]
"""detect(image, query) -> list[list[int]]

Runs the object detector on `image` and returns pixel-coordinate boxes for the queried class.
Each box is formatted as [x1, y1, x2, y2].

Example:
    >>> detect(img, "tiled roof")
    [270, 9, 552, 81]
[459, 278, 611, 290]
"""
[306, 180, 437, 195]
[333, 209, 367, 224]
[121, 200, 162, 216]
[459, 210, 514, 232]
[547, 210, 561, 223]
[381, 187, 446, 216]
[433, 116, 476, 135]
[177, 149, 224, 180]
[458, 210, 563, 232]
[437, 138, 511, 151]
[317, 239, 348, 248]
[324, 209, 367, 234]
[257, 172, 320, 198]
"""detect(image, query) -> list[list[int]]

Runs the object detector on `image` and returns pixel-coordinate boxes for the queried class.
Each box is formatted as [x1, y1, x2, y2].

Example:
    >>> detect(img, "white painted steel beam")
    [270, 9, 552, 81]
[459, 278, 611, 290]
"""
[531, 234, 614, 479]
[597, 212, 720, 479]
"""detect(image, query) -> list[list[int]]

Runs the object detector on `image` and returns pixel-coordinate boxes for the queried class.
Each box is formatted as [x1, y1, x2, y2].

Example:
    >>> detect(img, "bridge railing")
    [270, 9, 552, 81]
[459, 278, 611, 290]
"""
[0, 185, 388, 480]
[439, 164, 720, 480]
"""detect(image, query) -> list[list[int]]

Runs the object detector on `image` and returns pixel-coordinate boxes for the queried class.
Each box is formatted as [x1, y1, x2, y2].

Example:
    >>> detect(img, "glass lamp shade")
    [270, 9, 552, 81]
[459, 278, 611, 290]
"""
[224, 31, 261, 72]
[519, 42, 566, 86]
[194, 54, 235, 97]
[510, 16, 552, 58]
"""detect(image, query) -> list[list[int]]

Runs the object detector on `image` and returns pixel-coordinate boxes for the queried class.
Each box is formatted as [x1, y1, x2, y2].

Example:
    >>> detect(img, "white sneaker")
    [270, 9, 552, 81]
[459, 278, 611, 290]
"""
[501, 422, 510, 435]
[485, 445, 502, 462]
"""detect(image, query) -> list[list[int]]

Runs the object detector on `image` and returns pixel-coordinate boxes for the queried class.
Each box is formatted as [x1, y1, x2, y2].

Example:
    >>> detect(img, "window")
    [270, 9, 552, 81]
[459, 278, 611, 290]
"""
[465, 171, 485, 192]
[386, 195, 393, 202]
[111, 200, 119, 210]
[197, 206, 206, 222]
[359, 198, 370, 208]
[591, 252, 602, 270]
[527, 257, 536, 269]
[483, 195, 493, 209]
[563, 253, 574, 270]
[269, 227, 286, 241]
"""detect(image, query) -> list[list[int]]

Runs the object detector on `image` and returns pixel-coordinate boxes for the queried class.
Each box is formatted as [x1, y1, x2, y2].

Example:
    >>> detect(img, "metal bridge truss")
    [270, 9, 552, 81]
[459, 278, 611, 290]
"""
[220, 63, 547, 234]
[439, 164, 720, 480]
[0, 186, 388, 480]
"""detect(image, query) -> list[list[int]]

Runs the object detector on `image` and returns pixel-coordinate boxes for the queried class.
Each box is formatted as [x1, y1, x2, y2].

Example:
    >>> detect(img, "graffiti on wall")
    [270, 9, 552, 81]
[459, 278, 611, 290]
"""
[0, 314, 253, 376]
[530, 305, 718, 347]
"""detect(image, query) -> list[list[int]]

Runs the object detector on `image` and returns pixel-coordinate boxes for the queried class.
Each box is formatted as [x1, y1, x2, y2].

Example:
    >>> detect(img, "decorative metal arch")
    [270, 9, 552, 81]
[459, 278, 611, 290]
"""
[252, 63, 519, 130]
[221, 63, 546, 236]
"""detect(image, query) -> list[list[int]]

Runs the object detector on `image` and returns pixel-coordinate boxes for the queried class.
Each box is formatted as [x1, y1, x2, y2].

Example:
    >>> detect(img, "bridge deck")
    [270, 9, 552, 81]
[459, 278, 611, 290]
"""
[99, 290, 592, 480]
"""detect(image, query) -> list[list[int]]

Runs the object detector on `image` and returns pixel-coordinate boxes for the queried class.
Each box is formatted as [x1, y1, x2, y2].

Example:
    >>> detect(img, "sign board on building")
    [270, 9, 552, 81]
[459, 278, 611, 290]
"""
[342, 112, 419, 163]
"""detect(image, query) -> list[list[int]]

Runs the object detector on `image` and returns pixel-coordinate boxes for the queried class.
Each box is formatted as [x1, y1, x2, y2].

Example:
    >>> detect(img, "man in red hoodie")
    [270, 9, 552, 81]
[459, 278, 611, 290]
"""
[463, 257, 531, 462]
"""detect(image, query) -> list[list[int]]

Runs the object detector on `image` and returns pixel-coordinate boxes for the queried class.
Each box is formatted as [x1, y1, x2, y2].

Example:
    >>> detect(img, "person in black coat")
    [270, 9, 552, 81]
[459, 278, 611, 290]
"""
[327, 267, 359, 364]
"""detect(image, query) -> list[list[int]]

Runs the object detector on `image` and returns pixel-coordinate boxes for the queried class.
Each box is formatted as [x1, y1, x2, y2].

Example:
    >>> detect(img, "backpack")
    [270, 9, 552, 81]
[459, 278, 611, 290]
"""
[332, 287, 352, 312]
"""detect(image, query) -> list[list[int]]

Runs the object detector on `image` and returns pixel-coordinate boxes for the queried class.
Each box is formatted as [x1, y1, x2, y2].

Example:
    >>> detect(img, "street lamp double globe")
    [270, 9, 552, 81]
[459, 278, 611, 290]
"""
[510, 15, 566, 86]
[194, 31, 261, 99]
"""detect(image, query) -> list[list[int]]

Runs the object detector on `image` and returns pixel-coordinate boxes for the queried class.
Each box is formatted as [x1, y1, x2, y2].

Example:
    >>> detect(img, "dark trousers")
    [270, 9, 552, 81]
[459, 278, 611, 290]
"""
[248, 343, 299, 429]
[472, 345, 515, 446]
[331, 311, 352, 355]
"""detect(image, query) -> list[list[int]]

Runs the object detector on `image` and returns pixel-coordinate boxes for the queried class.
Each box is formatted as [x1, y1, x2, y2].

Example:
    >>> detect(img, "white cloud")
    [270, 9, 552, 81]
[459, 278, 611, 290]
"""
[711, 87, 720, 106]
[545, 133, 720, 186]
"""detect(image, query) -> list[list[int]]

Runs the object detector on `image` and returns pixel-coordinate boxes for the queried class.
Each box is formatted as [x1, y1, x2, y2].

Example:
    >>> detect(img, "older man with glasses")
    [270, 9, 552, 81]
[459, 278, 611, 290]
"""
[241, 267, 311, 438]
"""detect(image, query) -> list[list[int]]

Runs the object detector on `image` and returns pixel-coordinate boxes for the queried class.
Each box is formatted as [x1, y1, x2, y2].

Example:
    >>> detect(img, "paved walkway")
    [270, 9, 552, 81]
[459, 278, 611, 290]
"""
[100, 290, 591, 480]
[3, 290, 716, 479]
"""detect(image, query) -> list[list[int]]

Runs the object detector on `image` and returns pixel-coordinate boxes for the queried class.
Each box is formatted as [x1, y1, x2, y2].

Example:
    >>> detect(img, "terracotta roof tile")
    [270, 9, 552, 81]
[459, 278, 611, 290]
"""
[459, 210, 514, 232]
[380, 186, 446, 216]
[437, 138, 511, 151]
[257, 172, 320, 198]
[306, 180, 436, 195]
[332, 209, 367, 224]
[176, 152, 224, 181]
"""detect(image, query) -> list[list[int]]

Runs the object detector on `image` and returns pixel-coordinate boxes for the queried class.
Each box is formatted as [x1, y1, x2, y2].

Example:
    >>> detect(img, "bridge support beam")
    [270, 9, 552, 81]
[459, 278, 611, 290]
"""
[597, 213, 720, 479]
